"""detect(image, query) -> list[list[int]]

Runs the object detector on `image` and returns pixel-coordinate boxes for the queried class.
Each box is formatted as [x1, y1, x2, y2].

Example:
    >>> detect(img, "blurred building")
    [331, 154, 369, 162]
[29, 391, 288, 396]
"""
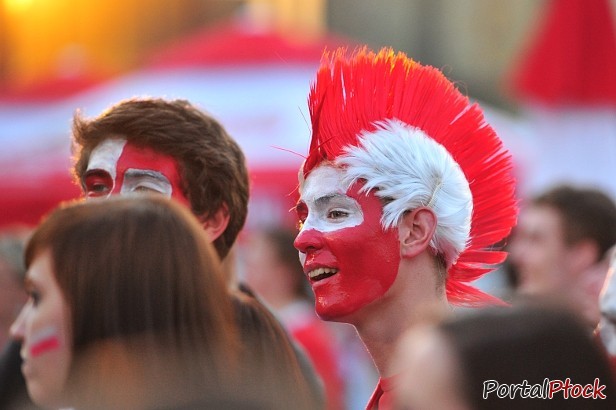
[0, 0, 550, 109]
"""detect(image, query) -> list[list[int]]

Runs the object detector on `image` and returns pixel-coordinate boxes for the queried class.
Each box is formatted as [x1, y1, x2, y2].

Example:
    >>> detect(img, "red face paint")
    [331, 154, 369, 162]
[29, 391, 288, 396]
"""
[296, 181, 401, 321]
[85, 140, 190, 207]
[29, 327, 61, 358]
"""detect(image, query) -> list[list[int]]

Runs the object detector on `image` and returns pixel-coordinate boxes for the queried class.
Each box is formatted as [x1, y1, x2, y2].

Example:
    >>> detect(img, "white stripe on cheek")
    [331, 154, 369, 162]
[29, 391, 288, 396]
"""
[29, 326, 61, 357]
[86, 138, 127, 183]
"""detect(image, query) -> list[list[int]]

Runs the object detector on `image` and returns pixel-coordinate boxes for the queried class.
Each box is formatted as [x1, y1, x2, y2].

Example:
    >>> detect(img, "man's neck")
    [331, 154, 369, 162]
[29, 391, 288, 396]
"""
[351, 259, 451, 378]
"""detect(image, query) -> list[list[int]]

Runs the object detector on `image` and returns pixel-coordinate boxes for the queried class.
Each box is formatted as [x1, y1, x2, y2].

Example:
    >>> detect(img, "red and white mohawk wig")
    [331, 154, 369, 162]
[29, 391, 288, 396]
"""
[302, 47, 517, 306]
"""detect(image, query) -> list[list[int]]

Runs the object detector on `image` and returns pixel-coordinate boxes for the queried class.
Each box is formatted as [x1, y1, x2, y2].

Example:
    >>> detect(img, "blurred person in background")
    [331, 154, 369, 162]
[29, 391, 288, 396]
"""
[0, 230, 29, 347]
[10, 196, 241, 409]
[392, 304, 616, 410]
[0, 229, 32, 409]
[597, 245, 616, 376]
[1, 97, 323, 408]
[243, 227, 346, 410]
[293, 47, 517, 409]
[508, 185, 616, 328]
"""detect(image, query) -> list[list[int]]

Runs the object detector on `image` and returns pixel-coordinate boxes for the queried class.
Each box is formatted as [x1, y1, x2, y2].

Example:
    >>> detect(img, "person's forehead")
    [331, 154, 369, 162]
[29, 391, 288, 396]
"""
[88, 138, 179, 172]
[87, 138, 126, 171]
[519, 205, 563, 233]
[300, 165, 349, 202]
[26, 249, 54, 286]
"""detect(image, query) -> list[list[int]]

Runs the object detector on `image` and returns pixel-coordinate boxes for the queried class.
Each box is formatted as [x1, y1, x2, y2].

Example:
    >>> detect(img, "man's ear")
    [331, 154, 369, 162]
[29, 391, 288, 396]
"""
[201, 203, 230, 242]
[398, 207, 437, 259]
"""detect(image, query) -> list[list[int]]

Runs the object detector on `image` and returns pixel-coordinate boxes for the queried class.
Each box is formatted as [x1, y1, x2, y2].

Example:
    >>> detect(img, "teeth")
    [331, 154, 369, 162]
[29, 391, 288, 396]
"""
[308, 267, 338, 279]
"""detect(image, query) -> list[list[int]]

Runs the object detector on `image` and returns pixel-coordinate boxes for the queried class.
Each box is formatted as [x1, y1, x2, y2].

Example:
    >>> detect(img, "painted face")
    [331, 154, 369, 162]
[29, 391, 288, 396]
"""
[294, 164, 400, 321]
[10, 250, 72, 408]
[83, 138, 189, 206]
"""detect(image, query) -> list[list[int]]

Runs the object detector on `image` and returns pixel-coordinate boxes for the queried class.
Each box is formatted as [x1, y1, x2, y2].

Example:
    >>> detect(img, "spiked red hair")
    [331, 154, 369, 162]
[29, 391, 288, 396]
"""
[303, 47, 517, 306]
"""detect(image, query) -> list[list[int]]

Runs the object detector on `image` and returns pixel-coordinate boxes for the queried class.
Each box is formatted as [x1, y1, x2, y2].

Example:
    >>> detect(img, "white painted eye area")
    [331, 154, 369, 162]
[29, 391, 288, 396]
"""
[328, 209, 349, 219]
[120, 169, 173, 197]
[302, 197, 364, 233]
[299, 165, 364, 233]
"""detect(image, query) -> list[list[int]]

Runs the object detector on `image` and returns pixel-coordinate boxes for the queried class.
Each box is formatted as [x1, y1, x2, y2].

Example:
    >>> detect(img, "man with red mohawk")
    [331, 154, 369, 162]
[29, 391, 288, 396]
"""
[293, 47, 518, 409]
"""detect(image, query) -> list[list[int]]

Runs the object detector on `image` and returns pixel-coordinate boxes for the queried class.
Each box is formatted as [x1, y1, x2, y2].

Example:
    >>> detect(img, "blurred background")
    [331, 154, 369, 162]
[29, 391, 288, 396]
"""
[0, 0, 615, 231]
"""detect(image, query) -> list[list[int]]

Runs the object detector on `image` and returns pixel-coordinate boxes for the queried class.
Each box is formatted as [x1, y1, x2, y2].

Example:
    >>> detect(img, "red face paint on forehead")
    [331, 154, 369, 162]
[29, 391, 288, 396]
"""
[114, 143, 190, 206]
[296, 181, 400, 321]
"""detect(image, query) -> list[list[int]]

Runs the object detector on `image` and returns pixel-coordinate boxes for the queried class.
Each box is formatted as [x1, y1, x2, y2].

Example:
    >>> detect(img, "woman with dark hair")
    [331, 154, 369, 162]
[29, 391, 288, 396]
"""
[9, 196, 240, 409]
[393, 304, 616, 410]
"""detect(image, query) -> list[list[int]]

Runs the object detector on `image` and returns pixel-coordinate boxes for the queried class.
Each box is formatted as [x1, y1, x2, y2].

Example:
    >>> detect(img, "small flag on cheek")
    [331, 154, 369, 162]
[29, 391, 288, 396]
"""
[29, 326, 61, 357]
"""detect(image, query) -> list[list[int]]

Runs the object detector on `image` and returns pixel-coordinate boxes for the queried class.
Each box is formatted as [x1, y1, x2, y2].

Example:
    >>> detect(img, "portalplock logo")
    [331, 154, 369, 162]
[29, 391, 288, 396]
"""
[483, 378, 606, 400]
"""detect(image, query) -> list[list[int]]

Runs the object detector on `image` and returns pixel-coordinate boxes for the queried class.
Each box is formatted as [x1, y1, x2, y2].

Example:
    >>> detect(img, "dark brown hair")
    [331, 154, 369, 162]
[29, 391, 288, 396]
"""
[231, 290, 324, 410]
[25, 196, 239, 382]
[533, 185, 616, 262]
[71, 98, 249, 259]
[439, 304, 616, 409]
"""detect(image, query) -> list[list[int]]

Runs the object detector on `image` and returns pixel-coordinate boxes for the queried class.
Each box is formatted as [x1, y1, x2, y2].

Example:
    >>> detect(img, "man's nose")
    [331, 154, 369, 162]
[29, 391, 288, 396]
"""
[294, 228, 324, 253]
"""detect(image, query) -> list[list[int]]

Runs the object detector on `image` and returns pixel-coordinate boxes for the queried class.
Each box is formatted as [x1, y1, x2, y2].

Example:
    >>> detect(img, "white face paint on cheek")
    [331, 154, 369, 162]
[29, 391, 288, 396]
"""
[86, 138, 127, 182]
[29, 326, 61, 358]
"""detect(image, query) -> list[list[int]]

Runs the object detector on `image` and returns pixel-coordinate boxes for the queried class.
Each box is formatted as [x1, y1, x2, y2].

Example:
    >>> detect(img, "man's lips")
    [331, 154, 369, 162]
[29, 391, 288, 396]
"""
[303, 252, 339, 281]
[307, 266, 339, 281]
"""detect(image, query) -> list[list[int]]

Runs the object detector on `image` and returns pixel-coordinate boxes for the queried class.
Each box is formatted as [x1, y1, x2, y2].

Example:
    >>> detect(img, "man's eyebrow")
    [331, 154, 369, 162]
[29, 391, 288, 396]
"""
[124, 169, 169, 183]
[314, 193, 346, 207]
[84, 169, 110, 178]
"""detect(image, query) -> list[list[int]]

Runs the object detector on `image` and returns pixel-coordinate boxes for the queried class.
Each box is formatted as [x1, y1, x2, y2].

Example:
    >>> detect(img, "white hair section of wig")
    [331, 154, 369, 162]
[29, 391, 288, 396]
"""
[336, 119, 473, 267]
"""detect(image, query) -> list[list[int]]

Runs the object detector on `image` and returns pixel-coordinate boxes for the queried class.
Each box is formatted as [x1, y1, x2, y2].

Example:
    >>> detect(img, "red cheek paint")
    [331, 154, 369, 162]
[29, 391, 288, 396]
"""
[308, 183, 401, 321]
[29, 327, 61, 357]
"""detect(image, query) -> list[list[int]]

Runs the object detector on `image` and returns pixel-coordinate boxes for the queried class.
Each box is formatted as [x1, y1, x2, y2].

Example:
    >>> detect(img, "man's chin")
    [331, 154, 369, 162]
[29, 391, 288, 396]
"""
[314, 300, 364, 323]
[315, 305, 340, 322]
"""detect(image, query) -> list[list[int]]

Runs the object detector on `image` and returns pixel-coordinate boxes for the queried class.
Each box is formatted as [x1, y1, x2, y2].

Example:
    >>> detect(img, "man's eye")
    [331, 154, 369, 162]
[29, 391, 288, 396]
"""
[133, 186, 159, 194]
[86, 182, 111, 197]
[84, 172, 112, 197]
[328, 210, 348, 219]
[90, 183, 109, 193]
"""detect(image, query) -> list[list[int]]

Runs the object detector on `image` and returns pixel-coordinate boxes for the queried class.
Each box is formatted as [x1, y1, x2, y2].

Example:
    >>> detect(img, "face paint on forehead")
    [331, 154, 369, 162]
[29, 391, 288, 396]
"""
[115, 143, 188, 205]
[85, 138, 189, 206]
[29, 326, 61, 358]
[86, 138, 127, 181]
